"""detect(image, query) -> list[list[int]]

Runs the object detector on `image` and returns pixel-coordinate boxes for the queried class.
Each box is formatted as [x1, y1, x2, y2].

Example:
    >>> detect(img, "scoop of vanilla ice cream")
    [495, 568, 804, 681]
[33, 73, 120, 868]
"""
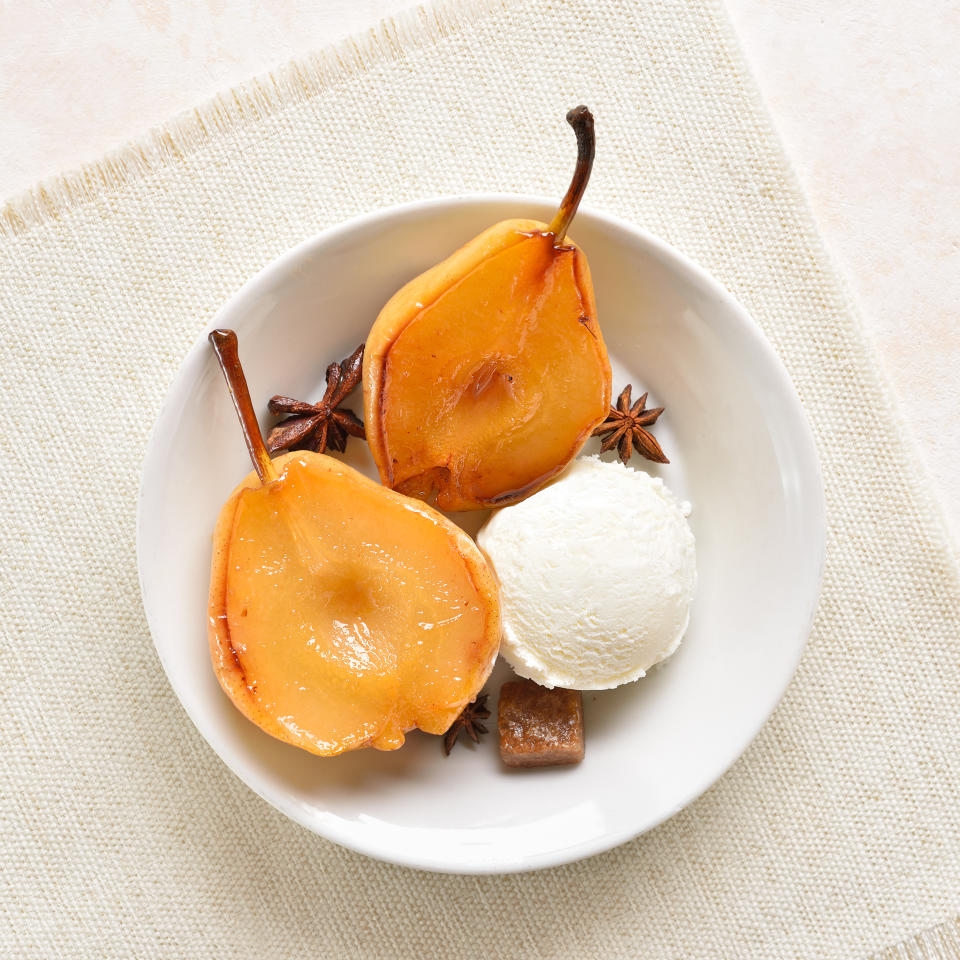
[477, 456, 696, 690]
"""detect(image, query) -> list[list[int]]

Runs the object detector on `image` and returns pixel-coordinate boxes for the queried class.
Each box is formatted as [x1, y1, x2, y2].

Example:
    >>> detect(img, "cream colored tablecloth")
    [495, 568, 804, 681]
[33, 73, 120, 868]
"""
[1, 0, 958, 956]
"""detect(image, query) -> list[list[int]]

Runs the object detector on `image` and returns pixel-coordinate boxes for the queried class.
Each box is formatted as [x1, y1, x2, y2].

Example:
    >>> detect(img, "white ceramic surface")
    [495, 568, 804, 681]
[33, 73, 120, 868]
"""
[137, 196, 825, 873]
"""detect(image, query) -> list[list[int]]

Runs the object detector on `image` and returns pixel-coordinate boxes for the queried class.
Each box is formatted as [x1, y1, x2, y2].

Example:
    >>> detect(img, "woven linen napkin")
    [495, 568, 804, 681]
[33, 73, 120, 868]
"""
[2, 0, 958, 957]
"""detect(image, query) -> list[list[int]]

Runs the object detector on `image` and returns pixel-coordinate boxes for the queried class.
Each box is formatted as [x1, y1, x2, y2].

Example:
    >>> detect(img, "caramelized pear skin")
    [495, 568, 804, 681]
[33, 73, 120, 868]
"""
[208, 450, 501, 757]
[364, 106, 611, 511]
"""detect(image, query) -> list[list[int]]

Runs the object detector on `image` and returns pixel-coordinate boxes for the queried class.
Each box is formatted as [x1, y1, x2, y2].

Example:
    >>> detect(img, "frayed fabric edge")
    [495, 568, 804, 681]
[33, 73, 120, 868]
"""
[0, 0, 509, 238]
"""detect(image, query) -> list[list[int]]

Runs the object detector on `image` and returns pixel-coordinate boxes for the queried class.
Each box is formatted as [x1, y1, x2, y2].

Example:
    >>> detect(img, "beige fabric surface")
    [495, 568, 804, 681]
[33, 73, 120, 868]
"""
[2, 0, 958, 956]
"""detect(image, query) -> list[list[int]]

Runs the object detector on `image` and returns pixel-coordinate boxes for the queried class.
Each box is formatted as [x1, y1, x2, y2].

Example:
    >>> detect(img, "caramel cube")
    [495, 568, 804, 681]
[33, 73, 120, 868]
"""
[498, 679, 584, 767]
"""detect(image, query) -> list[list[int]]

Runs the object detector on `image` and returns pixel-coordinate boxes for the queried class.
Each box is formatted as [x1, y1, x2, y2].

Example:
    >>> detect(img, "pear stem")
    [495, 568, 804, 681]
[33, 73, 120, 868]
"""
[546, 105, 595, 246]
[209, 329, 278, 485]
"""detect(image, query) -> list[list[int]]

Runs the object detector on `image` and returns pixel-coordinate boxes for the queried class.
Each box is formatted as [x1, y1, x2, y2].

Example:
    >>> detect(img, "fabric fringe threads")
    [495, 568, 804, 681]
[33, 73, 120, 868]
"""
[0, 0, 508, 238]
[871, 916, 960, 960]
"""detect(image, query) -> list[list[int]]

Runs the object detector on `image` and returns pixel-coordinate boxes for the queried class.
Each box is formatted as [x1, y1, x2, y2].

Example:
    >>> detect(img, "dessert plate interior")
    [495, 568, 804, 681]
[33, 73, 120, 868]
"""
[137, 196, 824, 874]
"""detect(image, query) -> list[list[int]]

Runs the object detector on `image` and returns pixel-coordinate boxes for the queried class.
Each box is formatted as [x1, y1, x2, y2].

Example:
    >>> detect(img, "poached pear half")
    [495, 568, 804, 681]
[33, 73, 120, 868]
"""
[364, 106, 612, 511]
[207, 331, 500, 756]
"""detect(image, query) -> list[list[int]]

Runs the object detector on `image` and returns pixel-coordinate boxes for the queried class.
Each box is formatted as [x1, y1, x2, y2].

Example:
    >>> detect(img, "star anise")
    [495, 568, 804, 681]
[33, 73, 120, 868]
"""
[592, 384, 669, 464]
[442, 694, 491, 756]
[266, 344, 365, 455]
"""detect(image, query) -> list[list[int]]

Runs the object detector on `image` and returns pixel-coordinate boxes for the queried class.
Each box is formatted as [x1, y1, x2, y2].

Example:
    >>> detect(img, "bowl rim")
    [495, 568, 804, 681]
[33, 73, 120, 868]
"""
[137, 193, 826, 873]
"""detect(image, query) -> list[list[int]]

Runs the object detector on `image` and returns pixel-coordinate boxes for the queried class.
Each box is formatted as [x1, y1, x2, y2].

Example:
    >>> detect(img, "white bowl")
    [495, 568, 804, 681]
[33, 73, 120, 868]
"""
[138, 196, 824, 874]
